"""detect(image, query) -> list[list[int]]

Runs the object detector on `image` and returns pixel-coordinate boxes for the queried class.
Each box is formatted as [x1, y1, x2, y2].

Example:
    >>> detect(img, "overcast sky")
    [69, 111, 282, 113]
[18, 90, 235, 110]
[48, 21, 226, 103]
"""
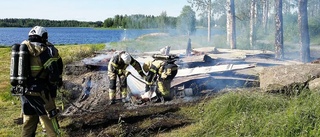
[1, 0, 192, 22]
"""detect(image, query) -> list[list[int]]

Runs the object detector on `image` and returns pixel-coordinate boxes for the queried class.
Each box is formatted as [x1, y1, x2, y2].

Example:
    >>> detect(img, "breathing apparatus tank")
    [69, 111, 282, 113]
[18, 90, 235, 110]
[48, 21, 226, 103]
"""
[17, 44, 29, 86]
[10, 44, 20, 86]
[152, 54, 179, 62]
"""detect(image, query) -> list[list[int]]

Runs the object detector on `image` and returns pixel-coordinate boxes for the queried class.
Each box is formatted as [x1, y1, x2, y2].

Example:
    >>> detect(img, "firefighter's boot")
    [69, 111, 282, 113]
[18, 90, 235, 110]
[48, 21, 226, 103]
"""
[108, 89, 116, 105]
[121, 88, 129, 103]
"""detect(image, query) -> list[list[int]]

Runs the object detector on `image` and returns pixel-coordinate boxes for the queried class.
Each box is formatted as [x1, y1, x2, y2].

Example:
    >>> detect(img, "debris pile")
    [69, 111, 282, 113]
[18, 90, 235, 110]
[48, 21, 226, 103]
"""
[60, 46, 302, 136]
[62, 47, 284, 113]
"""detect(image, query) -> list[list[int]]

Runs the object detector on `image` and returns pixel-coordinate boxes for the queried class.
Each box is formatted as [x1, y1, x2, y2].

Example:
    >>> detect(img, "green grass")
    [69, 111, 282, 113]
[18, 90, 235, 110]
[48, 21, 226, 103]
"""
[0, 47, 13, 101]
[160, 89, 320, 137]
[191, 90, 290, 136]
[57, 44, 105, 64]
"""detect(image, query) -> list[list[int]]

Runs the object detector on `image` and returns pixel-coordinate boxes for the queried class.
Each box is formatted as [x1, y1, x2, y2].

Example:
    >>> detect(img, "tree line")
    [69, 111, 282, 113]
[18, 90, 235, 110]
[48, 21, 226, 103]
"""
[0, 6, 197, 35]
[0, 18, 103, 28]
[103, 6, 196, 35]
[103, 14, 176, 29]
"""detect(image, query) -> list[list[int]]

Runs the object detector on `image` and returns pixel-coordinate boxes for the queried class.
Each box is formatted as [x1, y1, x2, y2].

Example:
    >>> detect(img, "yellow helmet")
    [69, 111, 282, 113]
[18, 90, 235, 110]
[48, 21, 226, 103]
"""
[143, 60, 152, 73]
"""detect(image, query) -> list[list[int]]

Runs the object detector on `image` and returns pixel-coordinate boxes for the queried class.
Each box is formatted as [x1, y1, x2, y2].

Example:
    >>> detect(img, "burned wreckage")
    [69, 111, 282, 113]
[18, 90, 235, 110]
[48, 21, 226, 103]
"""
[63, 46, 258, 109]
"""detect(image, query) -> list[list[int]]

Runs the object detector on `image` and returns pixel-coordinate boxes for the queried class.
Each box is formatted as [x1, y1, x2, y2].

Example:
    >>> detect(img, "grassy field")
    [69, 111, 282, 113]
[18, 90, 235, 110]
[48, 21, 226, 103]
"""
[1, 35, 320, 136]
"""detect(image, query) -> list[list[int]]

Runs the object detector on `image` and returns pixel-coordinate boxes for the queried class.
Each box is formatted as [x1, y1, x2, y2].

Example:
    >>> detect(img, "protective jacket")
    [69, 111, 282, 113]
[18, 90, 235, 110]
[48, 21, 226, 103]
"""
[108, 51, 144, 76]
[145, 59, 178, 99]
[145, 60, 178, 85]
[22, 40, 63, 97]
[107, 51, 144, 103]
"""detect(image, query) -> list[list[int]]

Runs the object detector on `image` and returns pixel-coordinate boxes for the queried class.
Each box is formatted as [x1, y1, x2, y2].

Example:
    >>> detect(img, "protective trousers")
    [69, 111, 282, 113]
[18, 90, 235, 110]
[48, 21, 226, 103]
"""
[22, 91, 59, 137]
[22, 115, 58, 137]
[108, 71, 128, 101]
[157, 79, 171, 98]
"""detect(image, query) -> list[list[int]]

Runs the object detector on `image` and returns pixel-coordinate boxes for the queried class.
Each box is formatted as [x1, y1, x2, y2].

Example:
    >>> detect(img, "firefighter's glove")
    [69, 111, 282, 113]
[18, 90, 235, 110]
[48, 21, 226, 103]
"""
[146, 81, 153, 86]
[118, 69, 123, 75]
[123, 70, 131, 77]
[143, 75, 147, 81]
[161, 73, 168, 79]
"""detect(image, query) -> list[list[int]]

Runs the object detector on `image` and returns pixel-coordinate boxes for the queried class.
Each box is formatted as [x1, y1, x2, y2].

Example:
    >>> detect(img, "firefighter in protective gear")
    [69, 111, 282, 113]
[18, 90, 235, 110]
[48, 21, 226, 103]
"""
[19, 26, 63, 137]
[142, 59, 178, 101]
[108, 51, 145, 105]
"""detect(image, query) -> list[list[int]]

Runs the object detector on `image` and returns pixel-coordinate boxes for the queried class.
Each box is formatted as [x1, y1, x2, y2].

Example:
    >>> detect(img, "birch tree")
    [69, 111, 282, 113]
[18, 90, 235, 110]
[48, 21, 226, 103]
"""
[226, 0, 236, 49]
[250, 0, 256, 49]
[275, 0, 284, 59]
[262, 0, 270, 33]
[298, 0, 310, 63]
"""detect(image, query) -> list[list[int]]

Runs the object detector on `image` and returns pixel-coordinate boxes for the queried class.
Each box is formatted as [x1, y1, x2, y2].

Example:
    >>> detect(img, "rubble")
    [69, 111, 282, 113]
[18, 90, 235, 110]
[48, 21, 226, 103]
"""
[62, 47, 299, 112]
[60, 46, 305, 136]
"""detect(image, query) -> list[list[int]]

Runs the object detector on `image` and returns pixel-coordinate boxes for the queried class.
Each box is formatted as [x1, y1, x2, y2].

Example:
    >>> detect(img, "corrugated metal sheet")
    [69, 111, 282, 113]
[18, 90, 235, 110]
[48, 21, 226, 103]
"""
[176, 64, 255, 77]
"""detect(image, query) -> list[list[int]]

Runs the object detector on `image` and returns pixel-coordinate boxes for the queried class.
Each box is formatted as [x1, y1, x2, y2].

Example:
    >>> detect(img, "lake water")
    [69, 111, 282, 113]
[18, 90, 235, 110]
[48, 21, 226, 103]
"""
[0, 28, 165, 46]
[0, 27, 223, 46]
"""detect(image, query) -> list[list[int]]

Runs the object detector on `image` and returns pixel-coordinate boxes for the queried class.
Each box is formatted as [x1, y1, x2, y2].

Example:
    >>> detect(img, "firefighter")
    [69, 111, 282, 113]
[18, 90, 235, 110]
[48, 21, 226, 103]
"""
[18, 26, 63, 137]
[142, 58, 178, 102]
[107, 51, 145, 105]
